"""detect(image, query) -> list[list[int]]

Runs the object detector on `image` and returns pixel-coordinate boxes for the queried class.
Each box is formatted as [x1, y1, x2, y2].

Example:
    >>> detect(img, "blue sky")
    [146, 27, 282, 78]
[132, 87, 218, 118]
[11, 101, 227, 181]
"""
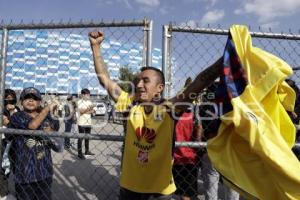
[0, 0, 299, 48]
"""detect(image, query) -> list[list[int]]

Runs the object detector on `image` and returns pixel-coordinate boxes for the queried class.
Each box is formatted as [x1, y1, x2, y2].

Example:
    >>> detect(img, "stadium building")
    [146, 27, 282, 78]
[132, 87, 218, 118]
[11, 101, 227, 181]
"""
[5, 30, 162, 95]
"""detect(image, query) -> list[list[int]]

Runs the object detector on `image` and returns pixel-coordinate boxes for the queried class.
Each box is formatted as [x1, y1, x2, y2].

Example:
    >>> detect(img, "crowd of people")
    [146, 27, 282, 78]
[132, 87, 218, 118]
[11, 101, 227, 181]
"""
[0, 29, 299, 200]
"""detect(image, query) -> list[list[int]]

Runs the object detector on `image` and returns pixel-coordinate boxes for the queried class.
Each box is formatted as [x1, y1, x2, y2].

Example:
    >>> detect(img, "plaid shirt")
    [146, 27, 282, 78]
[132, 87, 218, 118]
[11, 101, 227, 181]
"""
[9, 111, 59, 184]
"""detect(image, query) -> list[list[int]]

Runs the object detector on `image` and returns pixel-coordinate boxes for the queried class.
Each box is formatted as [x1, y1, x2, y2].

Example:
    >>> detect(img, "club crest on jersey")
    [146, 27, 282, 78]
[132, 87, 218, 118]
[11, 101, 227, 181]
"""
[137, 150, 149, 164]
[135, 127, 156, 143]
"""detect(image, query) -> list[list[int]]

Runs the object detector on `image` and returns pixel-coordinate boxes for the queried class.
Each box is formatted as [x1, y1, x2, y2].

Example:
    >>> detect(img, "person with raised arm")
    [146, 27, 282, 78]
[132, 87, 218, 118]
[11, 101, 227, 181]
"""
[89, 31, 222, 200]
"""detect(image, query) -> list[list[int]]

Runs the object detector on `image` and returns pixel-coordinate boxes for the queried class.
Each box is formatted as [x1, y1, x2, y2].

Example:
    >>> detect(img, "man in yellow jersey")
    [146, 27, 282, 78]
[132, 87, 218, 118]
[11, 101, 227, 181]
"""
[89, 31, 222, 200]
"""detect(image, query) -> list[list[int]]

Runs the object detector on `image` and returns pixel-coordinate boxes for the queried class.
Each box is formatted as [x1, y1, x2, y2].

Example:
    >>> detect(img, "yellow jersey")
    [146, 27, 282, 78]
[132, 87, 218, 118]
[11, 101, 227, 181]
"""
[117, 91, 176, 195]
[208, 25, 300, 200]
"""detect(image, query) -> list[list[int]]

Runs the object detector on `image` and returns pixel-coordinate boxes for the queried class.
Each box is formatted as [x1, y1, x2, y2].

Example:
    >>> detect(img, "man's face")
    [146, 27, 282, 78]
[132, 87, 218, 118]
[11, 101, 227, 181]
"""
[5, 95, 14, 101]
[5, 94, 16, 111]
[135, 69, 164, 102]
[82, 93, 90, 100]
[22, 97, 40, 112]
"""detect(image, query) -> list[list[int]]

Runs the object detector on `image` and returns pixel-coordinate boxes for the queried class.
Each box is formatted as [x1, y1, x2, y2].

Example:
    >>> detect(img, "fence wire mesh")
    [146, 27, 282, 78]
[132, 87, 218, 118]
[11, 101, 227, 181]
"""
[0, 29, 2, 58]
[165, 23, 300, 200]
[0, 20, 300, 200]
[0, 20, 151, 200]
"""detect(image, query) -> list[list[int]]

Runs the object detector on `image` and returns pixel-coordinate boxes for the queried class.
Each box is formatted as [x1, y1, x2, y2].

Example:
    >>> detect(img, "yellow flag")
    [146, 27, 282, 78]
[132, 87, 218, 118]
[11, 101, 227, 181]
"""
[207, 25, 300, 200]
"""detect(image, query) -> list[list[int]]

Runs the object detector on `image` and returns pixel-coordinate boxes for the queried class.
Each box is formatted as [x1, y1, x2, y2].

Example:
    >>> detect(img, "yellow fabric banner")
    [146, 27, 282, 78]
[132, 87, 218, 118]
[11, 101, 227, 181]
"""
[207, 25, 300, 200]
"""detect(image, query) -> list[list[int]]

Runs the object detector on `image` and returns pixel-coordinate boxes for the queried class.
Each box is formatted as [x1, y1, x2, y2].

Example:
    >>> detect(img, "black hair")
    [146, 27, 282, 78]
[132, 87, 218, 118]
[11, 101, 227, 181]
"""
[286, 79, 300, 127]
[140, 66, 165, 86]
[286, 79, 300, 95]
[5, 89, 17, 100]
[81, 88, 90, 95]
[67, 95, 73, 101]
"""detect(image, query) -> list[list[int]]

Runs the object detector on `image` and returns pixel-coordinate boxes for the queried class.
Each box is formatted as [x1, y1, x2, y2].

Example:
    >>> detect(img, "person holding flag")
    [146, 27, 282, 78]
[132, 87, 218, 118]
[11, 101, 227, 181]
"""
[206, 25, 300, 200]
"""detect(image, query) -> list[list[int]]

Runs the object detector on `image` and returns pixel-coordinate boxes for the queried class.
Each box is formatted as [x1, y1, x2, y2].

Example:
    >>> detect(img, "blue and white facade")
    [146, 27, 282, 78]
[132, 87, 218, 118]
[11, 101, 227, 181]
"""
[5, 30, 162, 95]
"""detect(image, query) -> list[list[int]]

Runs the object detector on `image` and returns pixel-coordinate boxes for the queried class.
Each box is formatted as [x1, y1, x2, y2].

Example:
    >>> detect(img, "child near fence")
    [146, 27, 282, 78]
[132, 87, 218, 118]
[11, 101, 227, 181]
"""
[1, 89, 20, 198]
[8, 87, 62, 200]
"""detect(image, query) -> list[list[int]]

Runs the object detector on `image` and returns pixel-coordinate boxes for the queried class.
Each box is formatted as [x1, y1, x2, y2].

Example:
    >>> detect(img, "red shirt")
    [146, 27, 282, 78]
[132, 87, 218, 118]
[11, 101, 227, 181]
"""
[174, 111, 199, 165]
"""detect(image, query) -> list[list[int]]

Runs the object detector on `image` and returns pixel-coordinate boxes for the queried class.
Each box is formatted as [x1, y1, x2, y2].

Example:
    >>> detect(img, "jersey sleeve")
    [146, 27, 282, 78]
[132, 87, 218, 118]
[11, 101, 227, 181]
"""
[114, 91, 134, 112]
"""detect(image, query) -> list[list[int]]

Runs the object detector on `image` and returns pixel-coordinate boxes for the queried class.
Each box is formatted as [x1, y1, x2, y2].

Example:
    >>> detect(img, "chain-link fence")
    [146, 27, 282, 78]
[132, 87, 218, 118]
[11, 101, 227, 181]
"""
[0, 19, 153, 200]
[163, 24, 300, 97]
[1, 20, 300, 200]
[164, 23, 300, 200]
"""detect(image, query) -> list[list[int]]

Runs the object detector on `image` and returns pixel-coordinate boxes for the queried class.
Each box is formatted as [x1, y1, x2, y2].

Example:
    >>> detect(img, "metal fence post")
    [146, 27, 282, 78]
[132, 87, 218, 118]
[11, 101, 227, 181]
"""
[0, 28, 8, 148]
[162, 25, 172, 98]
[0, 20, 155, 199]
[143, 19, 153, 67]
[0, 28, 8, 196]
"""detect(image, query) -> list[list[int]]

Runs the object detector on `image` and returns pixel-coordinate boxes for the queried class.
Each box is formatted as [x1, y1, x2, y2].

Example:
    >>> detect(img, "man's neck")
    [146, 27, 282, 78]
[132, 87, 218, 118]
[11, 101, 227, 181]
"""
[142, 99, 164, 115]
[143, 104, 153, 114]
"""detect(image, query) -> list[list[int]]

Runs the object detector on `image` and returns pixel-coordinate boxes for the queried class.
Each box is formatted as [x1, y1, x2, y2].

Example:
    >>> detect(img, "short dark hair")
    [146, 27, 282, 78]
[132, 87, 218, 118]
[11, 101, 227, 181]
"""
[67, 95, 73, 101]
[81, 88, 90, 95]
[5, 89, 17, 100]
[140, 66, 165, 85]
[4, 89, 17, 106]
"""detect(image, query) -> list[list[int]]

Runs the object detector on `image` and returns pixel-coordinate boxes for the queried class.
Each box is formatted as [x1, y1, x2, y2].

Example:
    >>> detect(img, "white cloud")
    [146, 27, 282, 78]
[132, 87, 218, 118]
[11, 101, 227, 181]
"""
[180, 20, 199, 28]
[235, 0, 300, 23]
[135, 0, 160, 8]
[200, 9, 225, 25]
[134, 0, 160, 12]
[186, 20, 198, 28]
[260, 21, 280, 30]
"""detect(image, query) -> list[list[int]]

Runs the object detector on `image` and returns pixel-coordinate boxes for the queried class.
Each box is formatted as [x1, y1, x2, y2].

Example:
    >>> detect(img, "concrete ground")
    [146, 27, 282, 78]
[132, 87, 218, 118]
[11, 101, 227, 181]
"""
[51, 117, 123, 200]
[5, 116, 230, 200]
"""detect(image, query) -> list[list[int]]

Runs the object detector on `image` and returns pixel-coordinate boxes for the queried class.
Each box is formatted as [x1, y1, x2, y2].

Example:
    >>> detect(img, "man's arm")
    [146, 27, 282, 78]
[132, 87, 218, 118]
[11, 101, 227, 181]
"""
[89, 31, 122, 102]
[79, 105, 94, 115]
[170, 57, 222, 104]
[28, 101, 58, 130]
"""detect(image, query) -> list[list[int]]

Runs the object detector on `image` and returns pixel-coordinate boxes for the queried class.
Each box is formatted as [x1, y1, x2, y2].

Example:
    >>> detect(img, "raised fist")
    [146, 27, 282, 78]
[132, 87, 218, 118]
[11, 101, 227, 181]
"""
[89, 31, 104, 46]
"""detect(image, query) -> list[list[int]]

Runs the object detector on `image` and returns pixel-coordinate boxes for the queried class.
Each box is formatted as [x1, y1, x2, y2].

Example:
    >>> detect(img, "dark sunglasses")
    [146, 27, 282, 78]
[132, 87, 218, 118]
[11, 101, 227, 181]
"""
[4, 99, 17, 105]
[23, 94, 41, 101]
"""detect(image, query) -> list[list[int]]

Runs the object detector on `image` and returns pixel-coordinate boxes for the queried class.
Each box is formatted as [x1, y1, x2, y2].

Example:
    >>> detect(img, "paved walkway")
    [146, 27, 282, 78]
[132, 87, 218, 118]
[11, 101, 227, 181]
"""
[3, 117, 229, 200]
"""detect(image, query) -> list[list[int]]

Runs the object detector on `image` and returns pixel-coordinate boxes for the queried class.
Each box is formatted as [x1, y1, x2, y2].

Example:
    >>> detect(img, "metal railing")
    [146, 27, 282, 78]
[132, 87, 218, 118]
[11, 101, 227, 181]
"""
[0, 20, 299, 200]
[0, 19, 152, 200]
[163, 23, 300, 200]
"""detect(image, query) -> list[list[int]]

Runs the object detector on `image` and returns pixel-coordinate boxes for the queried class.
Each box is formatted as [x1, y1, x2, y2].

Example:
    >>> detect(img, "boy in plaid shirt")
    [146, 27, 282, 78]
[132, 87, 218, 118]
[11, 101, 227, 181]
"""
[9, 87, 62, 200]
